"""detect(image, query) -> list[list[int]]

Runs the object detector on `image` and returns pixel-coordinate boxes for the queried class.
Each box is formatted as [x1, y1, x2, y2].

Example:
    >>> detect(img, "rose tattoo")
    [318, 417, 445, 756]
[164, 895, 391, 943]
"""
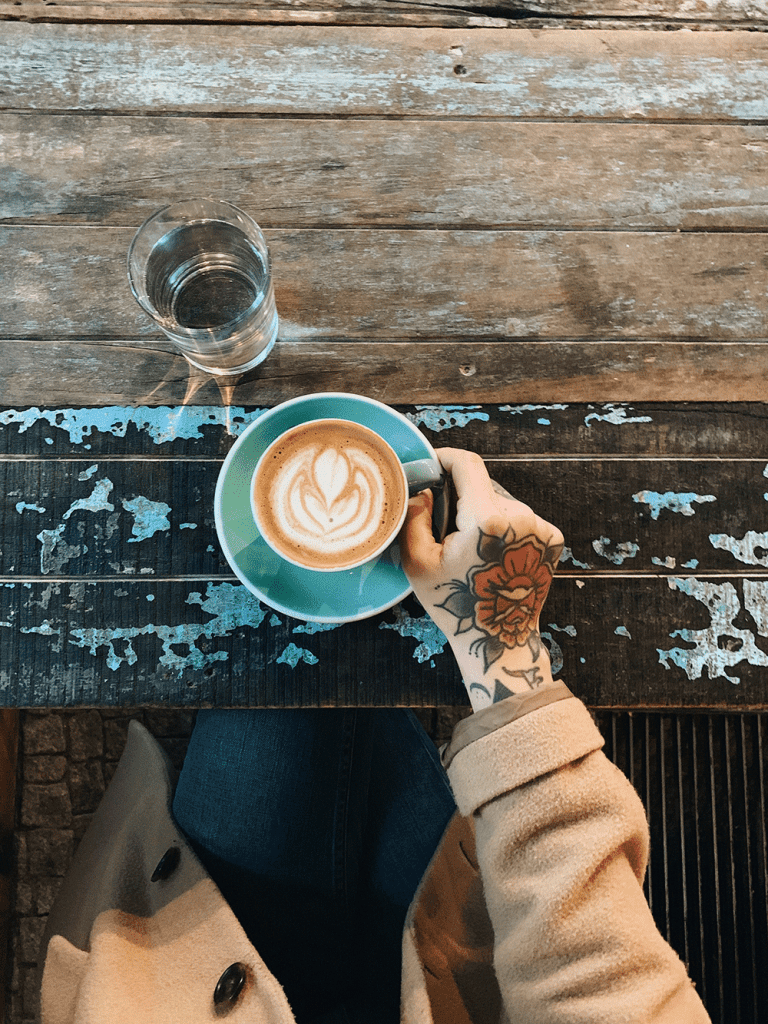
[436, 526, 561, 672]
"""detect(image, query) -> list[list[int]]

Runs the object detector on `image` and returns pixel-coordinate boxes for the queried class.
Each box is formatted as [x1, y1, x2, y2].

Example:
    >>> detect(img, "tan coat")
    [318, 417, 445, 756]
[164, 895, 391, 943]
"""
[38, 686, 711, 1023]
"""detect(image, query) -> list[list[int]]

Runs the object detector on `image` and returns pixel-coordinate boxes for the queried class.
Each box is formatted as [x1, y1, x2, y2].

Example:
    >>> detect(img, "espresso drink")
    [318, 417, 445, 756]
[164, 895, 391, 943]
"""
[254, 420, 406, 570]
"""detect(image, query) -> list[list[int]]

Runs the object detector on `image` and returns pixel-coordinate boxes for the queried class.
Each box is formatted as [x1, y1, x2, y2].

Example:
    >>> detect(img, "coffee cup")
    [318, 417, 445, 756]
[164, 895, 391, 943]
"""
[251, 417, 444, 572]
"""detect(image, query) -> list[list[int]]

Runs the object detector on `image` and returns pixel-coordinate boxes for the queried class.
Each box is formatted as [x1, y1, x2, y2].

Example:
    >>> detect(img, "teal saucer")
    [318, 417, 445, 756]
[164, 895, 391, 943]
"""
[214, 393, 447, 623]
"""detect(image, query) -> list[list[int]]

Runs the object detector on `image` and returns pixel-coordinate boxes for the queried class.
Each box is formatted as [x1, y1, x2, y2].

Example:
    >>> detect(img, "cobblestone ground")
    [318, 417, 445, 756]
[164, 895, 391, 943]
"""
[5, 705, 470, 1024]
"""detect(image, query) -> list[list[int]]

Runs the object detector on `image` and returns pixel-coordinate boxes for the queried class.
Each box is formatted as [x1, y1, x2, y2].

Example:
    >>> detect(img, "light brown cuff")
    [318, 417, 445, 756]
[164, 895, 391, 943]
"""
[441, 679, 574, 770]
[445, 695, 605, 817]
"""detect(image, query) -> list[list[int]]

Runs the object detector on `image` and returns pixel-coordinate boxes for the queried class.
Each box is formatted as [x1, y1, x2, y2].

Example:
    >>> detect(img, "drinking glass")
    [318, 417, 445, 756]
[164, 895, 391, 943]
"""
[128, 199, 278, 375]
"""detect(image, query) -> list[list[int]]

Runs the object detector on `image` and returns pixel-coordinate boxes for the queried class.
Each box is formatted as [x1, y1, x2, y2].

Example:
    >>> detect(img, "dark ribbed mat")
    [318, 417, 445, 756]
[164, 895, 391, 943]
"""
[594, 712, 768, 1024]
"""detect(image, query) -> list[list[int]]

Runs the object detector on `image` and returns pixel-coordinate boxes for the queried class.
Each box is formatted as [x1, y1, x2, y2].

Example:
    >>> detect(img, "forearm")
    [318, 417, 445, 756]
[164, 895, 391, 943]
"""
[473, 745, 711, 1023]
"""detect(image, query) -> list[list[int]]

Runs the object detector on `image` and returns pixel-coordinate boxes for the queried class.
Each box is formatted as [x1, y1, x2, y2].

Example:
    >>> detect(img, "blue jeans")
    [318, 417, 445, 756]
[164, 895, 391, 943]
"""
[172, 708, 457, 1023]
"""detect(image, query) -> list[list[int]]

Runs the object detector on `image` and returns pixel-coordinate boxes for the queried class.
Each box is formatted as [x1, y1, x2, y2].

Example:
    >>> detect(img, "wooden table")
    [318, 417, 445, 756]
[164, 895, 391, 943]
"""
[1, 0, 767, 709]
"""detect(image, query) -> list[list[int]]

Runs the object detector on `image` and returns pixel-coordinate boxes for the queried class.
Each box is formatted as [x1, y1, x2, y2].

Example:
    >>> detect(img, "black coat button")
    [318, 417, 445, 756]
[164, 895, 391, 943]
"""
[214, 962, 248, 1007]
[150, 846, 180, 882]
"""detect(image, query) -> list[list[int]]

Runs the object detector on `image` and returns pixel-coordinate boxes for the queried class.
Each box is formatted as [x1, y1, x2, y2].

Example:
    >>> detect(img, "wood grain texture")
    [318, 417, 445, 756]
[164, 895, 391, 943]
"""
[436, 0, 768, 18]
[2, 455, 766, 576]
[4, 227, 767, 342]
[0, 404, 766, 709]
[4, 115, 768, 231]
[0, 2, 514, 27]
[2, 340, 768, 405]
[3, 24, 768, 120]
[1, 0, 765, 25]
[1, 576, 767, 708]
[2, 401, 766, 457]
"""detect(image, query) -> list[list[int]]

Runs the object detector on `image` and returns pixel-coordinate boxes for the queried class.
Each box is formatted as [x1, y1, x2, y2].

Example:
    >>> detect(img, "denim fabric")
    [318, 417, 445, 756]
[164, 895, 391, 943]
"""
[172, 708, 457, 1024]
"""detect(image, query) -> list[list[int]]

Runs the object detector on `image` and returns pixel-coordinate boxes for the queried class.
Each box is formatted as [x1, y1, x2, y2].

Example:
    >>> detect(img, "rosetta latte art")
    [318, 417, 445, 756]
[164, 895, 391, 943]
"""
[274, 444, 388, 557]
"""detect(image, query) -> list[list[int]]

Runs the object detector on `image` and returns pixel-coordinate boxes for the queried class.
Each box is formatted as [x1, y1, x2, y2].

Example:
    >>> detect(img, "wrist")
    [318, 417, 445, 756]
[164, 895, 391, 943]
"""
[451, 630, 554, 712]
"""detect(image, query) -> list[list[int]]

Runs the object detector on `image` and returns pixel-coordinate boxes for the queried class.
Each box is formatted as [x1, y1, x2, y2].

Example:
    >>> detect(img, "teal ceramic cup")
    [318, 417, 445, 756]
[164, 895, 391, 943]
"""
[214, 393, 450, 622]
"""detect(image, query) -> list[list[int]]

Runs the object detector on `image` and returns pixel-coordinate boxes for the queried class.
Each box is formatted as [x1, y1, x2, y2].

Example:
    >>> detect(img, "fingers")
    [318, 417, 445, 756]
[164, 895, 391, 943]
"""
[435, 448, 564, 553]
[434, 448, 500, 529]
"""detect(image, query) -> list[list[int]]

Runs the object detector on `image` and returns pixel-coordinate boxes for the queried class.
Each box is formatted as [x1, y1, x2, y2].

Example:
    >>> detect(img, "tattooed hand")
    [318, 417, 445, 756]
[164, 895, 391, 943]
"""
[399, 448, 564, 712]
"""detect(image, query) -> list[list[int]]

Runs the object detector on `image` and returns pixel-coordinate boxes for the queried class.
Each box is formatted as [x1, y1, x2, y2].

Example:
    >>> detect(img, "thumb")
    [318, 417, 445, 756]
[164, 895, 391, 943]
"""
[399, 489, 441, 576]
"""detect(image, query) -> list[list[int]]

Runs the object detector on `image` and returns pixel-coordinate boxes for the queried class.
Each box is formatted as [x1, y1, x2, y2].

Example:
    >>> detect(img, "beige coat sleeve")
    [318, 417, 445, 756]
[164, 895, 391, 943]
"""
[443, 691, 711, 1024]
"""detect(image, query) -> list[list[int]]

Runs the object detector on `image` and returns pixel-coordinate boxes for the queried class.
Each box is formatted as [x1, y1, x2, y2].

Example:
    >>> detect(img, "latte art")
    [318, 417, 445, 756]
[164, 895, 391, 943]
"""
[254, 420, 407, 570]
[279, 445, 386, 552]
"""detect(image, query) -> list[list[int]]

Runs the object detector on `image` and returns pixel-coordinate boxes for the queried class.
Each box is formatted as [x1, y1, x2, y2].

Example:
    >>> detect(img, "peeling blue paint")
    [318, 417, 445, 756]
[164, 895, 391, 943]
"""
[276, 643, 319, 667]
[269, 614, 282, 627]
[407, 406, 489, 432]
[540, 633, 563, 675]
[744, 581, 768, 638]
[293, 621, 341, 634]
[121, 496, 172, 543]
[0, 406, 266, 445]
[615, 626, 632, 639]
[67, 582, 268, 674]
[548, 623, 577, 637]
[560, 546, 592, 570]
[180, 523, 197, 530]
[540, 624, 577, 676]
[652, 556, 676, 568]
[584, 404, 652, 427]
[592, 537, 639, 565]
[37, 524, 83, 574]
[537, 418, 551, 425]
[78, 465, 99, 481]
[146, 594, 155, 602]
[379, 605, 448, 663]
[633, 490, 717, 520]
[709, 531, 768, 567]
[20, 621, 60, 636]
[64, 479, 115, 520]
[20, 620, 63, 653]
[658, 577, 768, 682]
[682, 559, 699, 569]
[16, 502, 45, 514]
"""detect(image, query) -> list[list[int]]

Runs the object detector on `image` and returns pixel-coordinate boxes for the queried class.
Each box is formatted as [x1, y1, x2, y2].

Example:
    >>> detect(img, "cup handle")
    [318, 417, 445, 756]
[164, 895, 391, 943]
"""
[402, 458, 445, 496]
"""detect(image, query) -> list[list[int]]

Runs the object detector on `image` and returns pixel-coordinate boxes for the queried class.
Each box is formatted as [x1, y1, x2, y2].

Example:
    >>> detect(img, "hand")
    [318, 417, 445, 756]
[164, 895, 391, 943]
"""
[399, 448, 564, 711]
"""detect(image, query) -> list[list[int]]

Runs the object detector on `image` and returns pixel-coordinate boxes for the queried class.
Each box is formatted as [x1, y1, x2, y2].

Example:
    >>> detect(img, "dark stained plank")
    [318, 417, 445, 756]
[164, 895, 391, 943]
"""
[2, 340, 768, 405]
[1, 577, 767, 708]
[3, 24, 767, 120]
[1, 456, 766, 576]
[4, 228, 767, 342]
[3, 402, 767, 459]
[4, 115, 768, 231]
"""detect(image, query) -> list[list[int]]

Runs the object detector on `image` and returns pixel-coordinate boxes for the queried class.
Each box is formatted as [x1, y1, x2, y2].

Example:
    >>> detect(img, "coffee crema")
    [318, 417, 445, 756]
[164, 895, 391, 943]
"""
[253, 420, 406, 570]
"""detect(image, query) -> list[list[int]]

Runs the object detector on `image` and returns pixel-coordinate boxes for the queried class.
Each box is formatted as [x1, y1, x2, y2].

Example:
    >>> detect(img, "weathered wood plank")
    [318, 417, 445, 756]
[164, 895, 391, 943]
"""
[4, 115, 767, 231]
[0, 1, 515, 27]
[1, 577, 766, 708]
[2, 25, 767, 120]
[4, 6, 762, 30]
[3, 403, 767, 459]
[2, 340, 768, 404]
[436, 0, 768, 18]
[1, 0, 765, 29]
[1, 456, 766, 576]
[4, 227, 767, 342]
